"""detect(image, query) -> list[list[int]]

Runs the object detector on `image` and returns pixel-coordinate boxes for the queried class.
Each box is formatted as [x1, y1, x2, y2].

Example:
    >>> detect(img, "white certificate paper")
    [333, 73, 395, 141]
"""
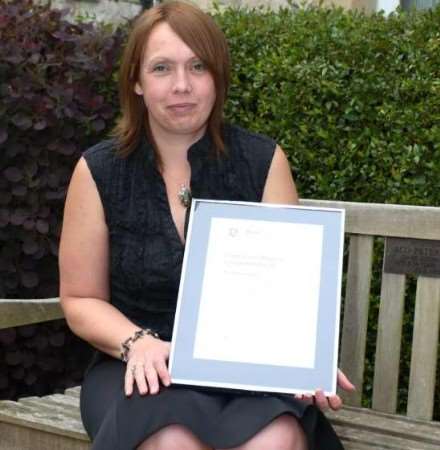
[193, 218, 323, 369]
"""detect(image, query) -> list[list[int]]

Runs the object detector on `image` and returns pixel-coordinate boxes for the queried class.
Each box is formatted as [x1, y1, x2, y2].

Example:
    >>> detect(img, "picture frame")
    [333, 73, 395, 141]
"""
[169, 199, 345, 395]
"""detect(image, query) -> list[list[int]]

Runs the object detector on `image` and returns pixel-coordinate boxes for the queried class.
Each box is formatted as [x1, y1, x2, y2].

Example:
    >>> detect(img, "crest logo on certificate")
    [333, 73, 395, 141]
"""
[169, 200, 345, 395]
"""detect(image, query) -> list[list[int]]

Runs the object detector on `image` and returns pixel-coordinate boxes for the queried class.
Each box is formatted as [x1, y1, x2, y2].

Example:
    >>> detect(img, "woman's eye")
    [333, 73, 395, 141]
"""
[191, 61, 206, 72]
[152, 63, 169, 73]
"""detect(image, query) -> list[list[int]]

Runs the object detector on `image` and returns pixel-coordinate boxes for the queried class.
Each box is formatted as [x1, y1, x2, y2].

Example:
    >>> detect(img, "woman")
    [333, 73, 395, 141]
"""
[59, 2, 354, 449]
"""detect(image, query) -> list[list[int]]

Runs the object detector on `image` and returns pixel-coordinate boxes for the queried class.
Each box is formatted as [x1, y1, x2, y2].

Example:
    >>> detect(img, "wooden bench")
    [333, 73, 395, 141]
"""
[1, 199, 440, 450]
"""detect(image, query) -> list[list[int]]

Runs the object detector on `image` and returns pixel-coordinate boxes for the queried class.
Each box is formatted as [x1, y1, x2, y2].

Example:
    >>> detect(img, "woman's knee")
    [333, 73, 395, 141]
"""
[137, 424, 209, 450]
[225, 414, 307, 450]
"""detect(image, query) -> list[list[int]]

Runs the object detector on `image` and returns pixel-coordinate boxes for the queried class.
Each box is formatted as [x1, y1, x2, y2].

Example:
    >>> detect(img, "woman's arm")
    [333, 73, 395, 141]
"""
[60, 158, 171, 396]
[59, 157, 141, 358]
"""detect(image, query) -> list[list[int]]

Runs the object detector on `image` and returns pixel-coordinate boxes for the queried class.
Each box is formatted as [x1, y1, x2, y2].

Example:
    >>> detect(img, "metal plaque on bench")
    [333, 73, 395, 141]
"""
[384, 237, 440, 277]
[169, 199, 345, 396]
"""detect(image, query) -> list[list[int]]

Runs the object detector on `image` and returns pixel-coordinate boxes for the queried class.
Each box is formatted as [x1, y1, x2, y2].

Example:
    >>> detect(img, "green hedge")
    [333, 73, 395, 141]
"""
[218, 5, 440, 206]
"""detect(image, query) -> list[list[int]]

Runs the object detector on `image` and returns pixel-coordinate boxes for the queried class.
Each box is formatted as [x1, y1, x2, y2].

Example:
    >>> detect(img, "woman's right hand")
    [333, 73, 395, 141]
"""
[124, 336, 171, 396]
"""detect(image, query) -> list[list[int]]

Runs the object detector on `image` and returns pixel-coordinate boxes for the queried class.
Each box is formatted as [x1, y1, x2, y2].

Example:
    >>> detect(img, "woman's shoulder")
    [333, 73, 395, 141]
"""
[224, 124, 277, 162]
[224, 124, 276, 155]
[222, 124, 278, 201]
[82, 138, 119, 164]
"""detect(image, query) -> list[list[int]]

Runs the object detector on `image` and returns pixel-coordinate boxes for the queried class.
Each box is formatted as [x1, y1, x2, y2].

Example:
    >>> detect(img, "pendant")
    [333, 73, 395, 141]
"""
[178, 184, 192, 208]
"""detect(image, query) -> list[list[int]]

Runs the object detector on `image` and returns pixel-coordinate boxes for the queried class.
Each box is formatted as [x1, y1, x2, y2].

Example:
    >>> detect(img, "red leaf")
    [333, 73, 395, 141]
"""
[11, 114, 32, 130]
[0, 192, 12, 205]
[50, 332, 65, 347]
[34, 335, 48, 352]
[10, 208, 28, 225]
[18, 325, 37, 339]
[38, 206, 50, 218]
[5, 351, 22, 366]
[0, 374, 8, 390]
[23, 219, 35, 230]
[12, 185, 27, 196]
[92, 118, 105, 132]
[0, 328, 17, 345]
[4, 167, 23, 182]
[58, 142, 76, 155]
[6, 142, 25, 157]
[11, 367, 25, 380]
[33, 119, 47, 130]
[0, 128, 7, 145]
[0, 208, 9, 227]
[36, 219, 49, 234]
[21, 271, 39, 288]
[25, 372, 37, 386]
[49, 239, 59, 256]
[22, 239, 39, 255]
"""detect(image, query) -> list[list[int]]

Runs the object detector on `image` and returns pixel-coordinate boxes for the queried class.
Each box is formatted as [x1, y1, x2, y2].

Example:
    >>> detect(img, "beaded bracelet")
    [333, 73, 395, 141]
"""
[120, 328, 160, 362]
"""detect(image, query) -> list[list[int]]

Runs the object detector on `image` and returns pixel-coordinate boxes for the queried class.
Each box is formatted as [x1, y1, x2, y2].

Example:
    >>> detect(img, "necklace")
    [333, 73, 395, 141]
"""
[178, 184, 192, 208]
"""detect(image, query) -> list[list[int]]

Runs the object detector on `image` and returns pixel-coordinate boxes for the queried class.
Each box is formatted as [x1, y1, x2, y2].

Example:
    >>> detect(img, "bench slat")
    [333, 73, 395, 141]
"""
[300, 200, 440, 240]
[65, 387, 81, 398]
[407, 277, 440, 420]
[339, 235, 374, 406]
[18, 399, 81, 420]
[19, 395, 80, 419]
[0, 421, 90, 450]
[333, 424, 440, 450]
[0, 399, 87, 441]
[328, 405, 440, 443]
[372, 271, 406, 413]
[0, 298, 63, 329]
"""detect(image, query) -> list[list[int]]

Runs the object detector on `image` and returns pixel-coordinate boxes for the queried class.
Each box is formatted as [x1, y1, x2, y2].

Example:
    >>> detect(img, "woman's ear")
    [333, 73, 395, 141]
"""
[134, 82, 143, 96]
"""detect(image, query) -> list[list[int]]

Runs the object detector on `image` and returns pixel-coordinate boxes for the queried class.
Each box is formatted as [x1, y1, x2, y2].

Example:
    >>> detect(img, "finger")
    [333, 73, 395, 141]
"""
[314, 389, 329, 411]
[302, 394, 313, 405]
[134, 364, 148, 395]
[163, 341, 171, 357]
[124, 365, 135, 397]
[328, 394, 343, 411]
[144, 363, 160, 395]
[155, 359, 171, 387]
[337, 369, 356, 391]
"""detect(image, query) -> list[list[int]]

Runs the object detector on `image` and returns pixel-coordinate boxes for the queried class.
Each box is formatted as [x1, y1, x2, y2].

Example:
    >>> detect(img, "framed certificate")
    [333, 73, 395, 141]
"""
[169, 200, 345, 395]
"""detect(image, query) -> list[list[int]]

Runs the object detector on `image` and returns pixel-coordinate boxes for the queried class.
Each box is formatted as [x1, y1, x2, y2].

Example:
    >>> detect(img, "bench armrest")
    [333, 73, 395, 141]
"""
[0, 298, 64, 329]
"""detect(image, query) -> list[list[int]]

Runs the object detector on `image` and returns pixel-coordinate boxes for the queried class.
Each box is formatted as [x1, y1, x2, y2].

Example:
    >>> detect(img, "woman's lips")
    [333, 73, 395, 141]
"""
[168, 103, 196, 114]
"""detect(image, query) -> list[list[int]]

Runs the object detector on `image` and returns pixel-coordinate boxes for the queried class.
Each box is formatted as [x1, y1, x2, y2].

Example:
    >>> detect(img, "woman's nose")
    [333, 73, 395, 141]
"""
[173, 67, 192, 93]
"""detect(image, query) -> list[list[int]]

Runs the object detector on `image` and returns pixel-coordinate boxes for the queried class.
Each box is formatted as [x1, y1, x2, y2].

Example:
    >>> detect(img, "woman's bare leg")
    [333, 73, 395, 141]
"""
[217, 414, 307, 450]
[136, 424, 211, 450]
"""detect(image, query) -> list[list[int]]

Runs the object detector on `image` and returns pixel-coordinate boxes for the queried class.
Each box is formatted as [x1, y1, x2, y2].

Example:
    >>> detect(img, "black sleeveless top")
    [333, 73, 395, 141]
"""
[83, 124, 276, 340]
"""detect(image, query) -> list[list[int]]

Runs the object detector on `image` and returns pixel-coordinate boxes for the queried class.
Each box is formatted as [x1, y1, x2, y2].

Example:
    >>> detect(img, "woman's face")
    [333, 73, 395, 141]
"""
[135, 22, 216, 142]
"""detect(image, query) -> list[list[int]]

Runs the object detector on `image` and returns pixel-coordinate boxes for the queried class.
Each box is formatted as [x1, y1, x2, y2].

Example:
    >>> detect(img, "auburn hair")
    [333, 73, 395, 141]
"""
[112, 1, 230, 159]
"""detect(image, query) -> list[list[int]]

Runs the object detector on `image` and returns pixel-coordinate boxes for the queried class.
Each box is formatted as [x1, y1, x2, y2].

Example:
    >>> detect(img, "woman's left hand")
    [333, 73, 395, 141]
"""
[295, 369, 355, 412]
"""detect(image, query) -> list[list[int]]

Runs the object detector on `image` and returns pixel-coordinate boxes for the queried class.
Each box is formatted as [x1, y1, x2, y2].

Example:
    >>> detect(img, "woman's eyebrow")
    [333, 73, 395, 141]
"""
[146, 55, 200, 64]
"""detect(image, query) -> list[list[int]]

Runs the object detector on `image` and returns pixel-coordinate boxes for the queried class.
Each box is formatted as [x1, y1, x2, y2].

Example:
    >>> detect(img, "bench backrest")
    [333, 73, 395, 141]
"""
[1, 200, 439, 421]
[302, 199, 440, 422]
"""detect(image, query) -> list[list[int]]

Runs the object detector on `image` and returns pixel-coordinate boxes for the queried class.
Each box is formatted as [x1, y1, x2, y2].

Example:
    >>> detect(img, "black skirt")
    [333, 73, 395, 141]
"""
[80, 354, 344, 450]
